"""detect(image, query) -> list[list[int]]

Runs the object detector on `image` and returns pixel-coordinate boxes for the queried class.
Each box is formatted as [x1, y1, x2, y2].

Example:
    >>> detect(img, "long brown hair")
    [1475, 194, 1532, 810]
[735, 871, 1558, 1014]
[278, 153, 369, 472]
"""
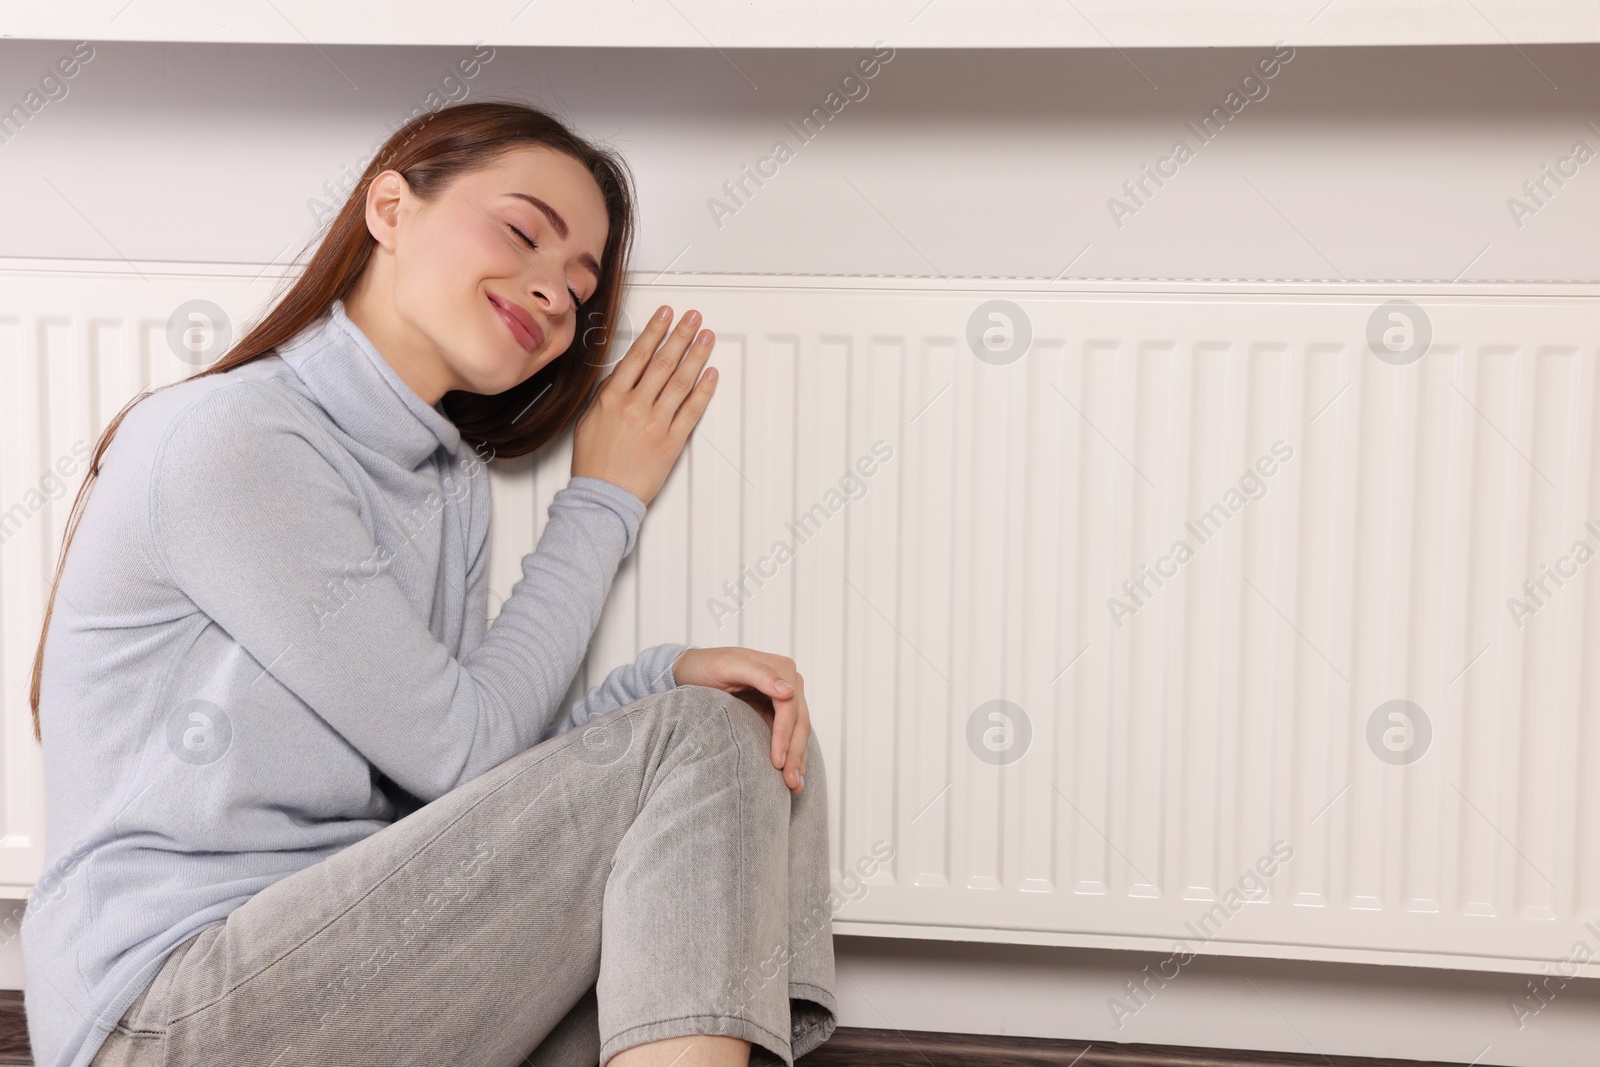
[28, 99, 638, 743]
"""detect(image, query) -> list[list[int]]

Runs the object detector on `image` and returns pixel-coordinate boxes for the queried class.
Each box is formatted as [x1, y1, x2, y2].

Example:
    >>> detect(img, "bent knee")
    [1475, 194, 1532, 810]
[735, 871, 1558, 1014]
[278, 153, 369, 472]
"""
[679, 685, 825, 764]
[672, 686, 792, 782]
[676, 684, 768, 743]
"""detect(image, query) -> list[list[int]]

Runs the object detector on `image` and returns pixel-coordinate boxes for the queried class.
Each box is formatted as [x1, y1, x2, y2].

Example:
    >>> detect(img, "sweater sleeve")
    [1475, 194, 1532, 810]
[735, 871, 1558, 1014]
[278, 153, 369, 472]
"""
[146, 384, 656, 802]
[544, 641, 689, 741]
[456, 478, 686, 742]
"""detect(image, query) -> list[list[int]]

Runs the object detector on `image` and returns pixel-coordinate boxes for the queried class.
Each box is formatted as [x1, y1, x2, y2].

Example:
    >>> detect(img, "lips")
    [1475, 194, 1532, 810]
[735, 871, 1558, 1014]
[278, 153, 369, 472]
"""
[487, 292, 545, 353]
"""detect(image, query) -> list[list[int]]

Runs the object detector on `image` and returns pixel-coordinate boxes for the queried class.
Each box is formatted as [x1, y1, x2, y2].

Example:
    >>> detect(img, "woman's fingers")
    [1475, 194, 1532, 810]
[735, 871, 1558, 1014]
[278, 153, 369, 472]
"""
[793, 675, 808, 780]
[679, 646, 809, 793]
[635, 308, 703, 402]
[570, 305, 721, 508]
[768, 693, 805, 793]
[727, 654, 807, 793]
[780, 681, 810, 793]
[657, 328, 716, 415]
[668, 347, 718, 442]
[759, 667, 808, 793]
[607, 304, 674, 391]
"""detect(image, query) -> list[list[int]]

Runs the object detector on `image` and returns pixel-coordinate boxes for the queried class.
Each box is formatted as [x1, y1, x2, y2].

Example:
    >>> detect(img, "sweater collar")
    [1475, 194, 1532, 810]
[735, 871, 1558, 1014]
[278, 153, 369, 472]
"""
[275, 299, 465, 470]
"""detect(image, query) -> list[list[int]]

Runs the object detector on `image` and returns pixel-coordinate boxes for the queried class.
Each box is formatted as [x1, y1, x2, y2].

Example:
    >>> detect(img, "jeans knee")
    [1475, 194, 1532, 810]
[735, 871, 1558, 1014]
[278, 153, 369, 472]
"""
[674, 686, 790, 794]
[677, 684, 766, 745]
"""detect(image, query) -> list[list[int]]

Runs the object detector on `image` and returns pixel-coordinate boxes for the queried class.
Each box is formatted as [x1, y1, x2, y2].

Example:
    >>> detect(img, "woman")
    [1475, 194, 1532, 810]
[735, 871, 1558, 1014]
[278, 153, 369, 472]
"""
[21, 100, 836, 1067]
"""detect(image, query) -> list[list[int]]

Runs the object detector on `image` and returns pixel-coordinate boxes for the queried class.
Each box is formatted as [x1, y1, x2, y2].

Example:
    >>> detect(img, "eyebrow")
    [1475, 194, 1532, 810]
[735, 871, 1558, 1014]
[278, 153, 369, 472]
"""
[505, 192, 603, 281]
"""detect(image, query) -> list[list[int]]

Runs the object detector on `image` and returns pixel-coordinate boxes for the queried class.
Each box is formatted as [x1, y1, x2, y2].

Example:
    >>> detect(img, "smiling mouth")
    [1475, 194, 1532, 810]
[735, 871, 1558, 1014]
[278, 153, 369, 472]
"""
[487, 293, 545, 353]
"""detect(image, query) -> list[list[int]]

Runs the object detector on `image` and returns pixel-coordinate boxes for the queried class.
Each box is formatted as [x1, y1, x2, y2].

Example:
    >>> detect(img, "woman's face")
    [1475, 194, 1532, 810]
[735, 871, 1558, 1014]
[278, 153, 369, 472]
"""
[373, 145, 610, 399]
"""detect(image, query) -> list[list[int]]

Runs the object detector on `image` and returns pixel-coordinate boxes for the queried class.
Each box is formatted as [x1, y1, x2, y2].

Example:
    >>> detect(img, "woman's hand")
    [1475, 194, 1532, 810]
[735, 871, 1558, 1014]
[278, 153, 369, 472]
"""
[671, 646, 811, 794]
[571, 305, 717, 507]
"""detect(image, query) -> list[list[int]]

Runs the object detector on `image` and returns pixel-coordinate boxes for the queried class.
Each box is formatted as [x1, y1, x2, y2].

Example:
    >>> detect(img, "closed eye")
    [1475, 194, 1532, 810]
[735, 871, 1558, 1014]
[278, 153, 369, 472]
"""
[508, 224, 584, 307]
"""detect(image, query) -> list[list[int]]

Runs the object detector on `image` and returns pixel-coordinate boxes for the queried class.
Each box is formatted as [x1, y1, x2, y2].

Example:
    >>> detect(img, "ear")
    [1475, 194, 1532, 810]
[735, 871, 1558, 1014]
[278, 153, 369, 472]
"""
[364, 170, 411, 252]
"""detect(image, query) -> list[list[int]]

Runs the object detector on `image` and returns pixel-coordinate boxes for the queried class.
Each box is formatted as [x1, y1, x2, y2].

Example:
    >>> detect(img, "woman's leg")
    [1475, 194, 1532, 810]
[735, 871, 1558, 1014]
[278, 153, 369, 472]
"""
[589, 692, 834, 1067]
[90, 684, 836, 1067]
[519, 985, 756, 1067]
[608, 1034, 751, 1066]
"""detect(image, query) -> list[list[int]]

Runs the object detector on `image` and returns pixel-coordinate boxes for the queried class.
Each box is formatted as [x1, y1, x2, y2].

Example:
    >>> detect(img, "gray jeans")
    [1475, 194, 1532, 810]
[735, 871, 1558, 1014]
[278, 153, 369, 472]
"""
[89, 685, 837, 1067]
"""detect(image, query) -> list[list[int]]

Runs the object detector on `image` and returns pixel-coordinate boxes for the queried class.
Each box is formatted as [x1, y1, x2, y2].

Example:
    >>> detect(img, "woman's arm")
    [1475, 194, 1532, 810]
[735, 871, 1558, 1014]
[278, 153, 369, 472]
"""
[542, 642, 687, 741]
[147, 381, 645, 803]
[458, 517, 686, 742]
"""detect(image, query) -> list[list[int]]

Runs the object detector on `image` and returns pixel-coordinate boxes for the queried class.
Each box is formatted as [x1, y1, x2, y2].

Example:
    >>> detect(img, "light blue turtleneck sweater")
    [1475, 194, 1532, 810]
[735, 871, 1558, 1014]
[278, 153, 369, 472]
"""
[21, 300, 687, 1067]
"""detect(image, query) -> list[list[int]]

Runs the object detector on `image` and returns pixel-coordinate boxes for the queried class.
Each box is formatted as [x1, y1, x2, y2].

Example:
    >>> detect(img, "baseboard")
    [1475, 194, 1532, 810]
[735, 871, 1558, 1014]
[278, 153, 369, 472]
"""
[0, 994, 1479, 1067]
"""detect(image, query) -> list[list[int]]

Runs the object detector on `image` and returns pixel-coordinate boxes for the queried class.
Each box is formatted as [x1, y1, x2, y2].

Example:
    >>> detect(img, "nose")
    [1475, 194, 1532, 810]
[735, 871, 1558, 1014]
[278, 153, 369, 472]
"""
[526, 269, 574, 318]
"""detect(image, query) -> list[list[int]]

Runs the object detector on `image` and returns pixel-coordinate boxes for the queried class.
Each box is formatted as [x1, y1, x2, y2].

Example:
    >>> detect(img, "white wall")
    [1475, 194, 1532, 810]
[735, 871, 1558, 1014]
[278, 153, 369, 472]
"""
[5, 37, 1600, 1065]
[2, 40, 1599, 280]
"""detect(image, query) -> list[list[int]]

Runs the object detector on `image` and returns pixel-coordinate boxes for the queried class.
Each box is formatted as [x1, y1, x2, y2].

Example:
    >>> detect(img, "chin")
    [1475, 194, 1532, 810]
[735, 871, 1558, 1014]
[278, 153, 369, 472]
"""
[457, 342, 537, 396]
[471, 366, 532, 396]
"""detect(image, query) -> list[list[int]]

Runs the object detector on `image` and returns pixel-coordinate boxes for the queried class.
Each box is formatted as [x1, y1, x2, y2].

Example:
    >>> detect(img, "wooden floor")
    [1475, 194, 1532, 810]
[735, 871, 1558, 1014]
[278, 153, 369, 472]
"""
[803, 1028, 1479, 1066]
[0, 995, 1479, 1067]
[0, 993, 27, 1066]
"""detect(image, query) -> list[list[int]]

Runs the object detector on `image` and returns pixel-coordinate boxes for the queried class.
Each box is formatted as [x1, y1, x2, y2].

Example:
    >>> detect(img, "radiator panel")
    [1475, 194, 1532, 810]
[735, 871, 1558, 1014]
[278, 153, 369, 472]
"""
[4, 261, 1598, 975]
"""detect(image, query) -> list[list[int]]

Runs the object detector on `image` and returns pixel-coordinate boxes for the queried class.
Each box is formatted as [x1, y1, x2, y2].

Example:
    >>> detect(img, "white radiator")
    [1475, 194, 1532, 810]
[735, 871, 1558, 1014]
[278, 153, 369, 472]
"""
[5, 258, 1599, 979]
